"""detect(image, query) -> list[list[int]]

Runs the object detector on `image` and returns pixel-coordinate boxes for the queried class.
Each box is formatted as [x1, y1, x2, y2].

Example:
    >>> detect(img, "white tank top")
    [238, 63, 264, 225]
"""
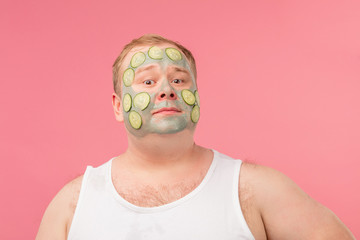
[68, 150, 255, 240]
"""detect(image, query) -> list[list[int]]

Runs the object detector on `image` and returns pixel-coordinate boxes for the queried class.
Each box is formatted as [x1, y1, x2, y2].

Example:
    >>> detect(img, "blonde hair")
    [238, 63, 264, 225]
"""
[112, 34, 197, 95]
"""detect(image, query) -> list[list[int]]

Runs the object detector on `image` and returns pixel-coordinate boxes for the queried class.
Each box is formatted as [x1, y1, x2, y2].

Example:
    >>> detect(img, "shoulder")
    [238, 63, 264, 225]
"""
[36, 175, 84, 240]
[239, 162, 355, 239]
[239, 162, 310, 219]
[239, 162, 299, 199]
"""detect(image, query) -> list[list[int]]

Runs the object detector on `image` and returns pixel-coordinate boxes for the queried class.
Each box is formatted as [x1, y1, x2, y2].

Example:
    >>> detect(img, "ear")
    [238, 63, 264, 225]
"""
[112, 92, 124, 122]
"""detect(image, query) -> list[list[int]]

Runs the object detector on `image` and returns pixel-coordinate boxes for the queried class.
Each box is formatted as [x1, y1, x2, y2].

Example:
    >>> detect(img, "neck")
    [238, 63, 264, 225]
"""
[125, 130, 196, 168]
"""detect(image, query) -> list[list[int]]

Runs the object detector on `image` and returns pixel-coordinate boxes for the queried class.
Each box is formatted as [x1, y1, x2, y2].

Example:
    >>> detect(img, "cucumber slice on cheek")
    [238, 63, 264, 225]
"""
[123, 93, 132, 112]
[191, 105, 200, 123]
[181, 89, 196, 105]
[129, 111, 142, 129]
[134, 92, 150, 110]
[126, 93, 149, 130]
[194, 90, 200, 107]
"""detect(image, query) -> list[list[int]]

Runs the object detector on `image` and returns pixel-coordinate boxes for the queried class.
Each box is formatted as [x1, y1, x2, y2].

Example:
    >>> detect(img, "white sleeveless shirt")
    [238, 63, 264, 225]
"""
[68, 150, 255, 240]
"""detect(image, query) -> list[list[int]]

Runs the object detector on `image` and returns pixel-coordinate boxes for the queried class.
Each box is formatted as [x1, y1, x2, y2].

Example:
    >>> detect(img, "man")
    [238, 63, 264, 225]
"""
[36, 34, 355, 239]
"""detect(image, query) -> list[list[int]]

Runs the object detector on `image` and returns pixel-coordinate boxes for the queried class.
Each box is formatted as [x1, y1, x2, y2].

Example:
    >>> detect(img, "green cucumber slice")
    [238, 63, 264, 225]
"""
[181, 89, 196, 105]
[194, 90, 200, 107]
[191, 105, 200, 123]
[134, 92, 151, 110]
[165, 48, 182, 61]
[123, 68, 134, 87]
[131, 52, 146, 68]
[148, 46, 163, 59]
[123, 93, 132, 112]
[129, 111, 142, 129]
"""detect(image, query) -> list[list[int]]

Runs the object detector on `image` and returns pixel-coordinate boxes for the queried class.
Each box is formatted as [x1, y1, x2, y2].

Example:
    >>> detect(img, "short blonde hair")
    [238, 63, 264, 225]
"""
[112, 34, 197, 95]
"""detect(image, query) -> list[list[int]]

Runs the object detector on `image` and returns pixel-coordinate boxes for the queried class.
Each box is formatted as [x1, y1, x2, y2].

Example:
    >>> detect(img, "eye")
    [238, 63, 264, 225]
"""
[143, 80, 155, 85]
[172, 79, 182, 84]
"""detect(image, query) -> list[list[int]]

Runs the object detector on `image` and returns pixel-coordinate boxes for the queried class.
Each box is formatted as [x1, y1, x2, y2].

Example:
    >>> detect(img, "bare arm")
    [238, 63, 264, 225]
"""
[245, 163, 355, 240]
[36, 176, 83, 240]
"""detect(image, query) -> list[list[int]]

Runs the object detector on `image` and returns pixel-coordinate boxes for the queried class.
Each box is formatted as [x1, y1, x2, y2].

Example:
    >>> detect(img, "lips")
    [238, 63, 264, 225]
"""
[152, 107, 181, 115]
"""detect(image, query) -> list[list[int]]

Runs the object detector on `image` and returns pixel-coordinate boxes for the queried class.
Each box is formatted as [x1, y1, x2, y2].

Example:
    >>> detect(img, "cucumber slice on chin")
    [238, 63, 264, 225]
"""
[123, 68, 134, 87]
[134, 92, 151, 110]
[148, 46, 163, 60]
[191, 105, 200, 123]
[123, 93, 132, 112]
[131, 52, 146, 68]
[129, 111, 142, 129]
[181, 89, 196, 105]
[165, 48, 182, 61]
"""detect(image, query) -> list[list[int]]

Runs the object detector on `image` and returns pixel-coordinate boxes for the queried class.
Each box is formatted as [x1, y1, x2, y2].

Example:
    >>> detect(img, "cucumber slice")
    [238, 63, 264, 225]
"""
[134, 92, 150, 110]
[181, 89, 196, 105]
[131, 52, 146, 68]
[148, 46, 163, 60]
[191, 105, 200, 123]
[129, 111, 142, 129]
[165, 48, 182, 61]
[123, 93, 132, 112]
[123, 68, 134, 87]
[194, 90, 200, 107]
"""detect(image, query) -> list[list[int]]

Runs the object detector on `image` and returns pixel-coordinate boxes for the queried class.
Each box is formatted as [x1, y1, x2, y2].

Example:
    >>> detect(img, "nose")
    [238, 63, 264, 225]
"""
[156, 89, 177, 101]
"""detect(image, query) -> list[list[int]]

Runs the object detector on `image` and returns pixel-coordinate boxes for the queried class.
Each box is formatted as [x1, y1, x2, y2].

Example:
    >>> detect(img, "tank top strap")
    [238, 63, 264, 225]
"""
[209, 151, 253, 238]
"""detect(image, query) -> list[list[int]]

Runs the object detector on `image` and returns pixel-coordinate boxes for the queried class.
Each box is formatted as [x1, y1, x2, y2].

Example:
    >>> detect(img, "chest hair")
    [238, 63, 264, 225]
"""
[112, 173, 206, 207]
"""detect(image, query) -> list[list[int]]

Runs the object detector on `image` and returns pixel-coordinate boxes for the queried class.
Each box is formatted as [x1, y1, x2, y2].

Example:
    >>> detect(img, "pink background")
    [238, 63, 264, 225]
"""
[1, 0, 359, 238]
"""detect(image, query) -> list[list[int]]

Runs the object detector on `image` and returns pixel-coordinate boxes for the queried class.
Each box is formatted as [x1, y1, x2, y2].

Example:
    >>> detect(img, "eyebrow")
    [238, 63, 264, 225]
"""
[136, 64, 157, 74]
[169, 66, 190, 74]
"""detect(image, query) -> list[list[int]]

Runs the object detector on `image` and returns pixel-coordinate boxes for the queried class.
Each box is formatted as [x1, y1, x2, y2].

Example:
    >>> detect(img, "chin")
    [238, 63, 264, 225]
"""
[150, 118, 189, 134]
[151, 125, 187, 135]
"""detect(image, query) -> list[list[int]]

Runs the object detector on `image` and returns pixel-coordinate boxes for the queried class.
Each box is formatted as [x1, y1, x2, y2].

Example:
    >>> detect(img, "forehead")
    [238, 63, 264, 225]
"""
[119, 44, 190, 74]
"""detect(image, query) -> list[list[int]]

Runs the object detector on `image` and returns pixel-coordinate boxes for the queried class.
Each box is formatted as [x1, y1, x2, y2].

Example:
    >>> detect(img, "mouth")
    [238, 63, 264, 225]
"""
[152, 107, 182, 115]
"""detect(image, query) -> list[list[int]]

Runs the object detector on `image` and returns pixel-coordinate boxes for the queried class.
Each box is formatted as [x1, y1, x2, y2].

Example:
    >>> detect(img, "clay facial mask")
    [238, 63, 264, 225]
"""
[121, 46, 200, 137]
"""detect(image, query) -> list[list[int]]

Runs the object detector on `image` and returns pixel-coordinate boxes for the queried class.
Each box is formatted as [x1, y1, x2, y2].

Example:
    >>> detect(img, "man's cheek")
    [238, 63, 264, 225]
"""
[122, 88, 155, 130]
[178, 89, 200, 123]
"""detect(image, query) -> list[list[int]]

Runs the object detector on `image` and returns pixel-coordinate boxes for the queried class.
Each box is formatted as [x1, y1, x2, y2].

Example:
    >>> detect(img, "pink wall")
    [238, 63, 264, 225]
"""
[1, 0, 359, 238]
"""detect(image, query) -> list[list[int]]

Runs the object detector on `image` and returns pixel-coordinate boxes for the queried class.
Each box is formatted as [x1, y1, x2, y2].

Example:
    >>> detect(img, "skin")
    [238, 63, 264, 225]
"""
[36, 43, 355, 240]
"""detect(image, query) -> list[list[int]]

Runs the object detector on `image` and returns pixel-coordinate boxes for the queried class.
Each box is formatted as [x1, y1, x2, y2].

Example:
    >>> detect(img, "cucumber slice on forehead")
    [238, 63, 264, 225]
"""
[194, 90, 200, 107]
[123, 93, 132, 112]
[123, 68, 134, 87]
[181, 89, 196, 105]
[134, 92, 151, 110]
[148, 46, 163, 60]
[165, 48, 182, 61]
[131, 52, 146, 68]
[191, 105, 200, 123]
[129, 111, 142, 129]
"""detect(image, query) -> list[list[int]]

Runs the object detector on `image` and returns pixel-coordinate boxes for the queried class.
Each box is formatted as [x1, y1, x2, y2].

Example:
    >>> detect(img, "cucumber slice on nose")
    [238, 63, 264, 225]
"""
[131, 52, 146, 68]
[148, 46, 163, 60]
[134, 92, 151, 110]
[181, 89, 196, 105]
[165, 48, 182, 61]
[129, 111, 142, 129]
[191, 105, 200, 123]
[123, 93, 132, 112]
[123, 68, 134, 87]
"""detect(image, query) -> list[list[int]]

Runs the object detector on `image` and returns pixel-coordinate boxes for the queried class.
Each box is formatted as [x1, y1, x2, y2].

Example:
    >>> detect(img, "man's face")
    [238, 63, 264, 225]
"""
[118, 44, 200, 137]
